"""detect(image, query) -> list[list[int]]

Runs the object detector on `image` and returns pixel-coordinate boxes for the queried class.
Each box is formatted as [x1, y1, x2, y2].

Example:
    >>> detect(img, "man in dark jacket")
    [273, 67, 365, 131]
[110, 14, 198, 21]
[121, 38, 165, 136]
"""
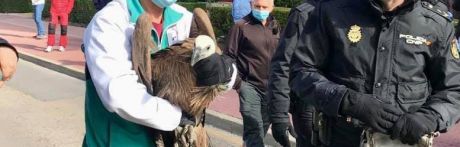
[225, 0, 280, 146]
[0, 37, 18, 87]
[290, 0, 460, 146]
[266, 1, 318, 147]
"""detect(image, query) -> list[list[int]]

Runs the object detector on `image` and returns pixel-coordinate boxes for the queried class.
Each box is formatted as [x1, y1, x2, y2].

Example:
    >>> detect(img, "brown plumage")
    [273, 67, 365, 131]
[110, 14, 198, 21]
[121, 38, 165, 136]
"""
[150, 45, 220, 116]
[132, 9, 226, 147]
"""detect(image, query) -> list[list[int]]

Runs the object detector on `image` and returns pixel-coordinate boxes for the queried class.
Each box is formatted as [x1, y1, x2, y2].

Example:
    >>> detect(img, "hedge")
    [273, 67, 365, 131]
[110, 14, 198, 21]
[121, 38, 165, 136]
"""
[0, 0, 33, 13]
[179, 2, 208, 11]
[178, 0, 303, 8]
[180, 2, 291, 37]
[274, 0, 303, 8]
[1, 1, 291, 36]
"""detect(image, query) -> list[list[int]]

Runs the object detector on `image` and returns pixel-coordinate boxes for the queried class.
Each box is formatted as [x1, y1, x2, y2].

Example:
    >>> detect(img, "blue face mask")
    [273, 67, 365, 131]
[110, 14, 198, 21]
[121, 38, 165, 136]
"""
[252, 9, 270, 22]
[152, 0, 176, 8]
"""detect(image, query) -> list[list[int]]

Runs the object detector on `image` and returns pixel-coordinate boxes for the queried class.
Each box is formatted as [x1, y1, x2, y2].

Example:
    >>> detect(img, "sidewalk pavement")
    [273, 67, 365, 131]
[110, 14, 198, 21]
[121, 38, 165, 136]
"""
[1, 13, 460, 146]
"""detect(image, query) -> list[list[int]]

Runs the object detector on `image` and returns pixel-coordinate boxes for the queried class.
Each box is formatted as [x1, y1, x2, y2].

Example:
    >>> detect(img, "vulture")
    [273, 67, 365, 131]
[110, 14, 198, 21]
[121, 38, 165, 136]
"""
[131, 8, 235, 147]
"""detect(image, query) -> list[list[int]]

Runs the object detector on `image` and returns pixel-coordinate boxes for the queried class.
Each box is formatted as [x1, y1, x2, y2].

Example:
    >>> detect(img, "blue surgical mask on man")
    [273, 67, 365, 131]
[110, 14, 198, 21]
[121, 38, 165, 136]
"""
[252, 9, 270, 21]
[152, 0, 177, 8]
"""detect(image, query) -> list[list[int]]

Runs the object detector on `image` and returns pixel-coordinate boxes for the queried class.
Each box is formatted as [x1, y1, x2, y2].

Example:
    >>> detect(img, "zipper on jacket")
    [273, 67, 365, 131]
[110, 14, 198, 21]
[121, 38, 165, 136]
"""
[151, 21, 180, 49]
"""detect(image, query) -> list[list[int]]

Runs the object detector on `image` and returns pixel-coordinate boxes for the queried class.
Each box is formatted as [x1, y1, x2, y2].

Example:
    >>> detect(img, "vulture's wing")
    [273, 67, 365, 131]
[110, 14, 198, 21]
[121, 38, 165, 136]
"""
[132, 13, 156, 94]
[190, 8, 222, 54]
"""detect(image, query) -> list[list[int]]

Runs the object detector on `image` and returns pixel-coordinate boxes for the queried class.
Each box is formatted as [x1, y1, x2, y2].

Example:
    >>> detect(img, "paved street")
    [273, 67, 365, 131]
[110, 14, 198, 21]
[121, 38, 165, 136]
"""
[0, 60, 241, 147]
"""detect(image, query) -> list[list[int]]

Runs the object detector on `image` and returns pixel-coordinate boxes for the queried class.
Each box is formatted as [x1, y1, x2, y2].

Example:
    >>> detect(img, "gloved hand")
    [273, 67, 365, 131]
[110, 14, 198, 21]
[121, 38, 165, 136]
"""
[390, 110, 438, 145]
[341, 90, 404, 133]
[272, 122, 293, 147]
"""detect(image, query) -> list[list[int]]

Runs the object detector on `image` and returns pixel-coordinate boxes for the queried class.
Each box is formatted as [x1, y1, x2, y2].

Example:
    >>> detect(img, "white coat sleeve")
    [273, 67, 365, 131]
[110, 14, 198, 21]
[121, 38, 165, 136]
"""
[83, 11, 181, 131]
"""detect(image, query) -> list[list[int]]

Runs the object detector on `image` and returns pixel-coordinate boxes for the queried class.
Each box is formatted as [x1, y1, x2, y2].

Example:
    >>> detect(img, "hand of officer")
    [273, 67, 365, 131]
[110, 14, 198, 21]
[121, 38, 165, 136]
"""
[0, 47, 18, 88]
[341, 90, 404, 133]
[390, 111, 437, 145]
[272, 122, 292, 147]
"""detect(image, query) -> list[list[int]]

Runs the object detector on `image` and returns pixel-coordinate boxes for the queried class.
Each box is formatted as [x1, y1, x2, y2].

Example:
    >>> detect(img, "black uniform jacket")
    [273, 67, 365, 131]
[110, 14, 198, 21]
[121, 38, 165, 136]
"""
[290, 0, 460, 131]
[267, 1, 318, 124]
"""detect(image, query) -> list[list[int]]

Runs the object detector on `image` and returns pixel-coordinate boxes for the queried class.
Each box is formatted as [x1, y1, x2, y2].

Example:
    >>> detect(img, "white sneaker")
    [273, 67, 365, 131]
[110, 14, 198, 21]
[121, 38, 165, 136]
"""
[45, 46, 53, 52]
[59, 46, 65, 52]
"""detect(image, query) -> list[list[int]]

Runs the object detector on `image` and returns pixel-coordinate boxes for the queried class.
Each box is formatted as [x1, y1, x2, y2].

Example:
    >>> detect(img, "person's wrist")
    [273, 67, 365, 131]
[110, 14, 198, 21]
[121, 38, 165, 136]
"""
[414, 111, 438, 131]
[339, 90, 356, 116]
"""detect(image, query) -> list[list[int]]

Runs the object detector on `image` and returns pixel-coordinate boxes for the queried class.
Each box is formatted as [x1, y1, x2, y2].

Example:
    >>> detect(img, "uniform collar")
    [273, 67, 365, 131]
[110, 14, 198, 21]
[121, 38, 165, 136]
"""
[369, 0, 417, 20]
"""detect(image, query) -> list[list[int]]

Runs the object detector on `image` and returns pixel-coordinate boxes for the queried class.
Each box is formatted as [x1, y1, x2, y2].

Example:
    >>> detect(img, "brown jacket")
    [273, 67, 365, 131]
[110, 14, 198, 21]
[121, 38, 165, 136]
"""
[224, 14, 281, 92]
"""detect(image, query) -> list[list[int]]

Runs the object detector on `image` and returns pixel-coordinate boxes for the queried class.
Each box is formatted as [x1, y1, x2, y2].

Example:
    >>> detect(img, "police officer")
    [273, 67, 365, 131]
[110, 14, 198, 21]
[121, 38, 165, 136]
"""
[290, 0, 460, 146]
[267, 0, 318, 147]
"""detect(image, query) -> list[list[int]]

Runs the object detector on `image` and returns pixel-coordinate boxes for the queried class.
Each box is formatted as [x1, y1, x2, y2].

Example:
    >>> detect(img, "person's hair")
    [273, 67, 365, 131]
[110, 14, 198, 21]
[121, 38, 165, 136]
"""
[250, 0, 274, 5]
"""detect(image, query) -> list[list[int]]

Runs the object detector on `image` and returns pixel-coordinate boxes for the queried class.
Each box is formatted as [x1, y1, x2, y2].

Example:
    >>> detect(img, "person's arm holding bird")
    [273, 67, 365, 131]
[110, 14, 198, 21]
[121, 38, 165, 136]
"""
[0, 37, 18, 88]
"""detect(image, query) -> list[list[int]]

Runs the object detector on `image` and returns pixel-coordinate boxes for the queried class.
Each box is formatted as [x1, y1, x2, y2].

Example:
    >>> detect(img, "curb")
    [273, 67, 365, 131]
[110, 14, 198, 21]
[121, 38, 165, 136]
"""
[18, 52, 85, 80]
[18, 51, 295, 146]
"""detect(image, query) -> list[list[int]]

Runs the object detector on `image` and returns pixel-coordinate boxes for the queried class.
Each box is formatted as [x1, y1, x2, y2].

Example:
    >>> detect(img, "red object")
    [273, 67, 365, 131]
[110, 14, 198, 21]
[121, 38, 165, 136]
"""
[47, 34, 55, 46]
[50, 13, 69, 25]
[48, 0, 74, 47]
[47, 34, 68, 47]
[50, 0, 75, 14]
[59, 35, 68, 47]
[152, 22, 163, 41]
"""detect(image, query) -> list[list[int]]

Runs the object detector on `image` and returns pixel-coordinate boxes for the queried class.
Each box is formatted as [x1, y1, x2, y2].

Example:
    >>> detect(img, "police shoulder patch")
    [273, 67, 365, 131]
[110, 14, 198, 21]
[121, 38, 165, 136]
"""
[421, 1, 453, 22]
[451, 39, 460, 59]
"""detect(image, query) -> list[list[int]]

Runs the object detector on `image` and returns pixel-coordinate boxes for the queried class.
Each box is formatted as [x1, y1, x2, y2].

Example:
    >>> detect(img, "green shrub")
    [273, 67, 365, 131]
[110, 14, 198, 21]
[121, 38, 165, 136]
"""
[207, 5, 233, 37]
[177, 2, 207, 11]
[69, 0, 96, 25]
[2, 1, 291, 36]
[0, 0, 33, 13]
[275, 0, 303, 8]
[272, 7, 291, 29]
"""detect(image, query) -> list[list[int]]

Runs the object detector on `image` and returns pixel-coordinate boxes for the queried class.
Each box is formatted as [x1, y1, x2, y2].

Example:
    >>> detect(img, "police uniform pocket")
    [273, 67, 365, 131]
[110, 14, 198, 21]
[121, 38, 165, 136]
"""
[396, 82, 429, 111]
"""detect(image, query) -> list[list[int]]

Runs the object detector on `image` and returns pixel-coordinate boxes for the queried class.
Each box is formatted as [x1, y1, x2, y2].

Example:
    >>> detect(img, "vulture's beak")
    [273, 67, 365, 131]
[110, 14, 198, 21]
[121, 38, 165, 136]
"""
[191, 35, 216, 66]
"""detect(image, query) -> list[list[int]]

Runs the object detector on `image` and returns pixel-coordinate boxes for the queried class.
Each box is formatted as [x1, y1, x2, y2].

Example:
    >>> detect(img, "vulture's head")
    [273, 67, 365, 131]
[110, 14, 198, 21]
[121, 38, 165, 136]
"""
[191, 35, 216, 66]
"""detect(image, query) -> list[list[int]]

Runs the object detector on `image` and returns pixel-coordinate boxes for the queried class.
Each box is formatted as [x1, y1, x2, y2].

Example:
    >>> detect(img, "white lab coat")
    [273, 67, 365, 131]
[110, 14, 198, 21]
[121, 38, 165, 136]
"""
[82, 0, 193, 131]
[83, 0, 237, 131]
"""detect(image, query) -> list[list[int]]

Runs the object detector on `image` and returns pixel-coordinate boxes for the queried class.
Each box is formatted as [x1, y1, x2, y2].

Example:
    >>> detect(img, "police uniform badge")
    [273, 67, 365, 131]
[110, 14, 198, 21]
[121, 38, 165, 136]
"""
[451, 39, 460, 59]
[348, 25, 362, 43]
